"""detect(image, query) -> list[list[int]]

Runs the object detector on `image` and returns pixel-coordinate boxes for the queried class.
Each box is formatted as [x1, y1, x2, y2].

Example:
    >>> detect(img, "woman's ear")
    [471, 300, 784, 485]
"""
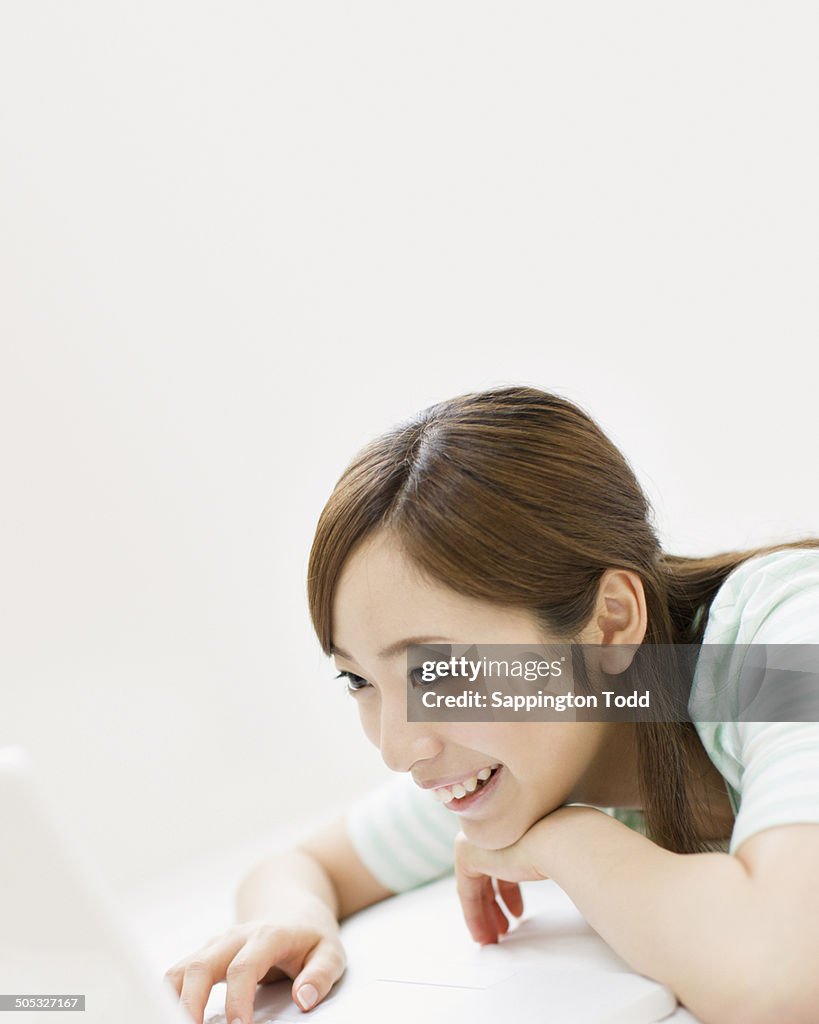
[579, 569, 647, 675]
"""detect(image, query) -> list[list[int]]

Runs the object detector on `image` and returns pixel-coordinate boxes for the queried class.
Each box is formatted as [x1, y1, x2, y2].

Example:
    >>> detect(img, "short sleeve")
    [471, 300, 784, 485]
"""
[345, 772, 460, 893]
[693, 549, 819, 856]
[729, 720, 819, 854]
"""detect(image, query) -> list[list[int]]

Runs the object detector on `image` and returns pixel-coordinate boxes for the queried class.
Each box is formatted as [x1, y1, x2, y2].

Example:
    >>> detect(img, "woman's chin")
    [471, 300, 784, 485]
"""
[461, 819, 526, 851]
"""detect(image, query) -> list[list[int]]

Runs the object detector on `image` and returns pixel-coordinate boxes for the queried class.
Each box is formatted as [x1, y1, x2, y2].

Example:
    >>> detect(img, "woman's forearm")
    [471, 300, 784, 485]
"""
[529, 807, 791, 1024]
[235, 849, 340, 924]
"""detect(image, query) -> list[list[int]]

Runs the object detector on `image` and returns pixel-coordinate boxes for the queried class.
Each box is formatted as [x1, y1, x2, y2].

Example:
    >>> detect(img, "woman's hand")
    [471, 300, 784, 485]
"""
[163, 901, 346, 1024]
[453, 817, 554, 945]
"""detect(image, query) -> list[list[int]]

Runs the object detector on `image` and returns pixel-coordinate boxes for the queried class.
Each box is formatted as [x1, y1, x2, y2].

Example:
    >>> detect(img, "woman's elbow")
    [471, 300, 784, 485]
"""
[680, 952, 816, 1024]
[717, 970, 819, 1024]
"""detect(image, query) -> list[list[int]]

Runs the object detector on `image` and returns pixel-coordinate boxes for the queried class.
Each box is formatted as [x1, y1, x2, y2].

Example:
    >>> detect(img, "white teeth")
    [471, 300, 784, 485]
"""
[431, 764, 500, 803]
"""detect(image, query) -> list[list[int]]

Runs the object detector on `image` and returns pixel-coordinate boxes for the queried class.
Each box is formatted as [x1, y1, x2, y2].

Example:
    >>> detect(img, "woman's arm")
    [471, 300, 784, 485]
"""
[290, 814, 399, 921]
[455, 806, 819, 1024]
[234, 816, 398, 926]
[167, 816, 399, 1024]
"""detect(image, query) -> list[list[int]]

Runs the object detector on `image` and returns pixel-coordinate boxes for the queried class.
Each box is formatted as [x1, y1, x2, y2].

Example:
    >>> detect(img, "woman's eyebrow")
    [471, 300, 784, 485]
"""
[330, 636, 453, 661]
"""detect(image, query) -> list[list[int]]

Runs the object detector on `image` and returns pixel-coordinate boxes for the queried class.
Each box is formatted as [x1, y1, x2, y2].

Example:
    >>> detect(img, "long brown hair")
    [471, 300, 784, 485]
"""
[306, 385, 819, 853]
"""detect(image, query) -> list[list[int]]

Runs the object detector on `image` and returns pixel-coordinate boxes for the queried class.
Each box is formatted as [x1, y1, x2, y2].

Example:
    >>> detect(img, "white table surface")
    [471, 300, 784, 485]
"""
[119, 829, 702, 1024]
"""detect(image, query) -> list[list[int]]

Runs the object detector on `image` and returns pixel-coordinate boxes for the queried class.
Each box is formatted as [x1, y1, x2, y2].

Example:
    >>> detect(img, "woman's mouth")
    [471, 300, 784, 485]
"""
[435, 764, 503, 813]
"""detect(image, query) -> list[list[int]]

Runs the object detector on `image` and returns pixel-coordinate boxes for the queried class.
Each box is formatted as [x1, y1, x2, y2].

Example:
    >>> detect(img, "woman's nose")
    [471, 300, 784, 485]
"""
[378, 700, 442, 773]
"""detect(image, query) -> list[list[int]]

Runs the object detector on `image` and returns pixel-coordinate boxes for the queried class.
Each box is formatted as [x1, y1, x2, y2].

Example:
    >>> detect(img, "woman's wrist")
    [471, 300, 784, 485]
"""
[236, 849, 341, 925]
[519, 804, 612, 879]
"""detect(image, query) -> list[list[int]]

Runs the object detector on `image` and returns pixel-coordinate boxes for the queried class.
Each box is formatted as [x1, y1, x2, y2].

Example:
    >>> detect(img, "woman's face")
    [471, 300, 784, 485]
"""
[330, 530, 636, 850]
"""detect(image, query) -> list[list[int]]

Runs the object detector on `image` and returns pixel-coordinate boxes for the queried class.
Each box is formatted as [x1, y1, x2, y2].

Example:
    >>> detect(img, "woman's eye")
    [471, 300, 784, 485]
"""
[409, 665, 451, 687]
[335, 670, 370, 694]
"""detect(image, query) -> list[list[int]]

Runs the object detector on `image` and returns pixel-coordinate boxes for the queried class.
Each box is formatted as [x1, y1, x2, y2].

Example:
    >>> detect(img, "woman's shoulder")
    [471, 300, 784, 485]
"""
[691, 546, 819, 772]
[702, 546, 819, 646]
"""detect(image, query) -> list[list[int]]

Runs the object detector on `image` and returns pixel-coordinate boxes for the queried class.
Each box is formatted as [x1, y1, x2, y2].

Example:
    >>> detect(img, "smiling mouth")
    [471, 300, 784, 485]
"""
[437, 765, 503, 810]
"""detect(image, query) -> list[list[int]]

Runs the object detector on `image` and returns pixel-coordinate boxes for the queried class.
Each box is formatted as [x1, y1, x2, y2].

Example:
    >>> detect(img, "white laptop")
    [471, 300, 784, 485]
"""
[0, 746, 191, 1024]
[1, 746, 679, 1024]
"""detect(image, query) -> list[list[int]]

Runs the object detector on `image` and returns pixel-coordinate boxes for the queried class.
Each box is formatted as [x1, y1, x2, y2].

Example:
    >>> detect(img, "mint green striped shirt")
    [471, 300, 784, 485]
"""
[346, 548, 819, 892]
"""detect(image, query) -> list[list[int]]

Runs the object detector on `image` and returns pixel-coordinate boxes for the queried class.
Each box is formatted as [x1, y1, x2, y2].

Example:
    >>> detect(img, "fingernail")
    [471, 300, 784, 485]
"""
[231, 1019, 243, 1024]
[297, 984, 318, 1011]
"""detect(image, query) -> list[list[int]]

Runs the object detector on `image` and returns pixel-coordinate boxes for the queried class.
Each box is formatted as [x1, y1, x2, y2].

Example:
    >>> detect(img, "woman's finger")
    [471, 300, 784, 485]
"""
[176, 941, 241, 1024]
[223, 925, 329, 1023]
[167, 931, 247, 1024]
[289, 935, 348, 1013]
[476, 876, 509, 944]
[456, 866, 496, 944]
[222, 936, 287, 1024]
[497, 879, 524, 918]
[487, 880, 509, 939]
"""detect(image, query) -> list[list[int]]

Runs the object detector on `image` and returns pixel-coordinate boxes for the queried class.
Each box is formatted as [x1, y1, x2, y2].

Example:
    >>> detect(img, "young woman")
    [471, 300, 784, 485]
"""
[166, 385, 819, 1024]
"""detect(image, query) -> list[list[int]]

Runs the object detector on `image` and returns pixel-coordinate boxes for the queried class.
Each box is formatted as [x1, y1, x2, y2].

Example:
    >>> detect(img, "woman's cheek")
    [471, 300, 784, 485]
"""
[357, 702, 381, 749]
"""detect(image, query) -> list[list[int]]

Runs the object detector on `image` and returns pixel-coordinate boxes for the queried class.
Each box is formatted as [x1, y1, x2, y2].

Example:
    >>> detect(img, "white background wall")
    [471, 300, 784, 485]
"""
[2, 2, 817, 891]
